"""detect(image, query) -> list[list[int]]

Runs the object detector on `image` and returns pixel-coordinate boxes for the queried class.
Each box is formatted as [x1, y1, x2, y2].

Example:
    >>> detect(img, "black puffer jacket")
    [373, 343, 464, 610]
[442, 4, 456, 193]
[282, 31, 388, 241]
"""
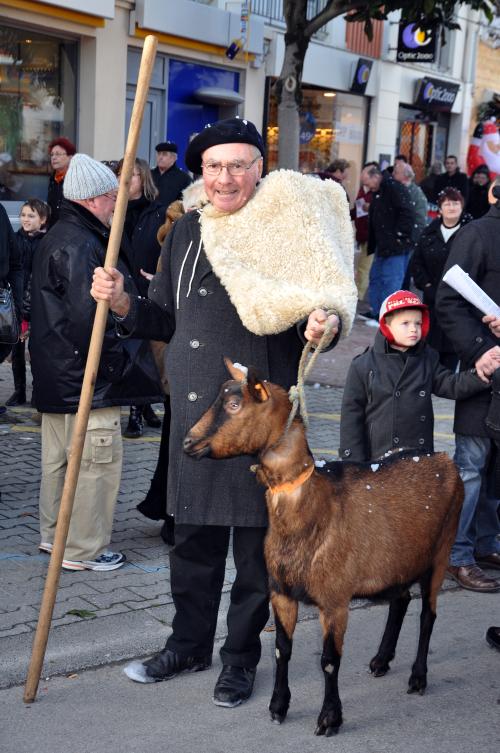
[368, 176, 415, 257]
[30, 200, 162, 413]
[437, 204, 500, 436]
[339, 331, 488, 462]
[410, 213, 472, 354]
[15, 228, 45, 320]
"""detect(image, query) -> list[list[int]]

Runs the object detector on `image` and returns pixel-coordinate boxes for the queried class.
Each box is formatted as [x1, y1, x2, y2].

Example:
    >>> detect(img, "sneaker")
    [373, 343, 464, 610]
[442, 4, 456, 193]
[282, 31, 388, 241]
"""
[6, 390, 26, 406]
[124, 647, 212, 684]
[123, 407, 143, 439]
[142, 403, 161, 428]
[39, 542, 53, 554]
[213, 665, 256, 708]
[62, 550, 126, 572]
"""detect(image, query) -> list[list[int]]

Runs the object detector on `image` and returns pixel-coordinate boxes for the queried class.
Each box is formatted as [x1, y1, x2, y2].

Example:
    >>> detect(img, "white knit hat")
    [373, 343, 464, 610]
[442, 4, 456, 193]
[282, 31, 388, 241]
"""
[63, 153, 118, 200]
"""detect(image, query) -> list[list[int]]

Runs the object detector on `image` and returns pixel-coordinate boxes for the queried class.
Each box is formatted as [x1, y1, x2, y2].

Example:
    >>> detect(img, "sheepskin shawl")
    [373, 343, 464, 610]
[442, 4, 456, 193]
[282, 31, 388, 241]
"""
[200, 169, 357, 336]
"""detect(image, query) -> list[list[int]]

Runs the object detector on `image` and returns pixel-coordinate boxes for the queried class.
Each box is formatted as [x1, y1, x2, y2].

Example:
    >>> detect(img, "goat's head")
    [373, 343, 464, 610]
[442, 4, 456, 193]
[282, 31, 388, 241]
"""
[183, 358, 290, 460]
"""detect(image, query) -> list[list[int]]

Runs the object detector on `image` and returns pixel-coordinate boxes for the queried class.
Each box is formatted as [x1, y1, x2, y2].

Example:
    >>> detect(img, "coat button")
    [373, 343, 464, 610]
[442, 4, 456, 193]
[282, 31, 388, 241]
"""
[420, 415, 426, 421]
[190, 339, 200, 349]
[419, 390, 426, 397]
[395, 390, 401, 397]
[343, 449, 351, 457]
[393, 437, 400, 444]
[198, 287, 208, 297]
[188, 392, 198, 402]
[475, 336, 483, 343]
[418, 438, 425, 445]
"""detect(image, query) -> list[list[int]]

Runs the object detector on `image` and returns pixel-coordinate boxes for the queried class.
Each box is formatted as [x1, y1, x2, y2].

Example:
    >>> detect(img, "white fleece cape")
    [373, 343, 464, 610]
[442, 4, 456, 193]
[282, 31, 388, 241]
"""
[200, 169, 357, 336]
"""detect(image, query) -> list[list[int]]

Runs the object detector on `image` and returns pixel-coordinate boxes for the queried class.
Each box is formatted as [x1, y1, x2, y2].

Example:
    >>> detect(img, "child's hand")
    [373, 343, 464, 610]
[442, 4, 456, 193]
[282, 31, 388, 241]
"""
[475, 346, 500, 382]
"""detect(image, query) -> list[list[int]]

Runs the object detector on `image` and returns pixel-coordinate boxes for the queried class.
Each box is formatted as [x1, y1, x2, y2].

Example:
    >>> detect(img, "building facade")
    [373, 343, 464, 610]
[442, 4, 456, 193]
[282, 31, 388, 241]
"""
[0, 0, 488, 213]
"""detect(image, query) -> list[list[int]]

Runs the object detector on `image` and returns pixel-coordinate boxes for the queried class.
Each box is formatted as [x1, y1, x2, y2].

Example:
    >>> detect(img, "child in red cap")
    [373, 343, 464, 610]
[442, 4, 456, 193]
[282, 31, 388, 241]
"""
[339, 289, 490, 462]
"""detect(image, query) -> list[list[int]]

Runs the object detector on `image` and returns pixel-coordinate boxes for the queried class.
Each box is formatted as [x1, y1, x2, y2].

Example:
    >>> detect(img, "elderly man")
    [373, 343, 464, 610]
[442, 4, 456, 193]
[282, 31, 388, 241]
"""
[436, 178, 500, 593]
[151, 141, 191, 208]
[30, 154, 162, 572]
[91, 117, 356, 707]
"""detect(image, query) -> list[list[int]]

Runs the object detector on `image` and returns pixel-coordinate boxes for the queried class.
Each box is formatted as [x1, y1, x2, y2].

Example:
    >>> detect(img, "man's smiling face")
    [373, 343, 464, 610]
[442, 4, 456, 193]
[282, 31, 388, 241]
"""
[201, 143, 263, 213]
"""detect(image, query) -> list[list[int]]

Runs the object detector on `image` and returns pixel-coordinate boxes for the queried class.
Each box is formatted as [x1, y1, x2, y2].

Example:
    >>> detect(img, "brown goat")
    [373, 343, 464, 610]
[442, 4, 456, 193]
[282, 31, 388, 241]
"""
[183, 359, 463, 737]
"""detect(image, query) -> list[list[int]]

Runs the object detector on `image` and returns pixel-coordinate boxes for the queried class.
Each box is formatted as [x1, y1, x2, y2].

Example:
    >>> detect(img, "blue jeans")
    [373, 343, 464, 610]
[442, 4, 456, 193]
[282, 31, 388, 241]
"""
[451, 434, 500, 566]
[368, 251, 411, 316]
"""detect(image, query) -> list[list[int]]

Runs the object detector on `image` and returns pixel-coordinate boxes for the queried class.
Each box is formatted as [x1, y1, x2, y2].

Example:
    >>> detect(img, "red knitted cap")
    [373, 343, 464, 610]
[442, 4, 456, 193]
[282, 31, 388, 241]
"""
[379, 290, 430, 344]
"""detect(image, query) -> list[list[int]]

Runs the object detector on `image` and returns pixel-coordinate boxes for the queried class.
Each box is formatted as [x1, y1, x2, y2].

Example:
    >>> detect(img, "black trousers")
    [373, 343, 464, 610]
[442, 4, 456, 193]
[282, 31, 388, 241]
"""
[165, 524, 269, 668]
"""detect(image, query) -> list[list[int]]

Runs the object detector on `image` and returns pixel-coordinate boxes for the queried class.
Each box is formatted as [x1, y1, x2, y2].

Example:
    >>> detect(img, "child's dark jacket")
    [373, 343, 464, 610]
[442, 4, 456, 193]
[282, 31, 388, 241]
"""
[339, 330, 488, 462]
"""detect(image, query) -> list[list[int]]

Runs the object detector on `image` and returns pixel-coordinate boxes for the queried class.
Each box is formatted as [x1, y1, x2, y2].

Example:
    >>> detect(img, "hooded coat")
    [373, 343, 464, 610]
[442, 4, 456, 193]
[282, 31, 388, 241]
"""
[339, 330, 487, 462]
[117, 170, 356, 527]
[30, 200, 162, 413]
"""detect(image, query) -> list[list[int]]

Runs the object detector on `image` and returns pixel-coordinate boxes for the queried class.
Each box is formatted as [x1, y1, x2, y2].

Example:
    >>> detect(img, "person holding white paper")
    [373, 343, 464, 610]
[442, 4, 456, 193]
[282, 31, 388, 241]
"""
[436, 179, 500, 593]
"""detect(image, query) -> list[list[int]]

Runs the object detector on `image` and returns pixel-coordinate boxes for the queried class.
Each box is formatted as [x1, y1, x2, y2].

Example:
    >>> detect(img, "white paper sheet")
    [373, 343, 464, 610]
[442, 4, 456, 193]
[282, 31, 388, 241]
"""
[442, 264, 500, 317]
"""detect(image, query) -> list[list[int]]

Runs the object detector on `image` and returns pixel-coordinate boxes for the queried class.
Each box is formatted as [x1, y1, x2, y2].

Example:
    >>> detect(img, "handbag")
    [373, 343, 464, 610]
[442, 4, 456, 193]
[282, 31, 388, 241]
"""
[0, 284, 20, 345]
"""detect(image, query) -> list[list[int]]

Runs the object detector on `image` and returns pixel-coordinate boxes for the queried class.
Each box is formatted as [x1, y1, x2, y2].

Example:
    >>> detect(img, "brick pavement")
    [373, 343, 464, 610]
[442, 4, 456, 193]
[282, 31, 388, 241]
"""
[0, 316, 458, 681]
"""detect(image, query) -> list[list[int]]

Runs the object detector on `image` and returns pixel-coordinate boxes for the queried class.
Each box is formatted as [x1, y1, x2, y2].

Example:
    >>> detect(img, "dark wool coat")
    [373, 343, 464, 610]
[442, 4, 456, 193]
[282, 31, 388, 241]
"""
[436, 204, 500, 436]
[410, 214, 472, 354]
[15, 228, 45, 320]
[0, 203, 23, 363]
[368, 176, 415, 257]
[124, 199, 165, 296]
[339, 331, 487, 462]
[151, 164, 192, 209]
[117, 210, 309, 527]
[30, 200, 162, 413]
[46, 173, 64, 227]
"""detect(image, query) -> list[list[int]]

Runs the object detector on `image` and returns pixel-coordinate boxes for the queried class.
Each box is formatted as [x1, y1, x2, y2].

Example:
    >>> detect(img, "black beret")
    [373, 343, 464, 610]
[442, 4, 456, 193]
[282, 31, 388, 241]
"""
[184, 117, 265, 174]
[155, 141, 178, 153]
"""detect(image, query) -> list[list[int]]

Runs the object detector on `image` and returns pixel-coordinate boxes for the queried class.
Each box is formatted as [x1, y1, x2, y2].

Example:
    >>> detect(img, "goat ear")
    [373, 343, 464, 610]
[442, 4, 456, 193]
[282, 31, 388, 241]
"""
[247, 367, 270, 402]
[224, 357, 246, 383]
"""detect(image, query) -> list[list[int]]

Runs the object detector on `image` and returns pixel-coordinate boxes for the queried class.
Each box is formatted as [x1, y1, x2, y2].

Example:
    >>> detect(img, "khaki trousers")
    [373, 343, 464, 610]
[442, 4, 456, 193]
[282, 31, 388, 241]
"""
[39, 407, 123, 561]
[355, 241, 374, 301]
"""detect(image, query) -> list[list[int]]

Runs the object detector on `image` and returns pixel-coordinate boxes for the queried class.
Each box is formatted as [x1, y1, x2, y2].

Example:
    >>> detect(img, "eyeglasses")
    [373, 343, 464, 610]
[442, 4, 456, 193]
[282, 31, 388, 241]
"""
[201, 156, 261, 176]
[50, 151, 67, 157]
[103, 192, 118, 202]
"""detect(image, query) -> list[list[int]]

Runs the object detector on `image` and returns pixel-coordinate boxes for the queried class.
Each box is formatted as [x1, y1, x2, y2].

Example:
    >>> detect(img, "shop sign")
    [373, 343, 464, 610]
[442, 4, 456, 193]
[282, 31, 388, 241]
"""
[397, 22, 436, 63]
[299, 112, 317, 144]
[414, 77, 459, 112]
[350, 58, 373, 94]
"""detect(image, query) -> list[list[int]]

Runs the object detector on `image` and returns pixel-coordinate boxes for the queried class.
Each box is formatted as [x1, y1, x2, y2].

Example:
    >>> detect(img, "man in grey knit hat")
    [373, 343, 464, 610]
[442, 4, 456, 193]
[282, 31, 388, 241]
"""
[30, 154, 162, 571]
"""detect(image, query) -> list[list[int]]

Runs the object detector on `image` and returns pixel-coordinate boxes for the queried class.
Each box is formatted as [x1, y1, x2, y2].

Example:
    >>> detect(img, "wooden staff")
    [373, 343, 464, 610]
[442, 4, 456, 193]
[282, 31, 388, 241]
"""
[23, 34, 158, 704]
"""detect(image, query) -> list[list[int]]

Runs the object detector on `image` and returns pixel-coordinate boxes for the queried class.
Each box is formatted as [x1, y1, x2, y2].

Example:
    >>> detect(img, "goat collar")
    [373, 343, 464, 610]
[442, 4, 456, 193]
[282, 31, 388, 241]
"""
[267, 464, 314, 495]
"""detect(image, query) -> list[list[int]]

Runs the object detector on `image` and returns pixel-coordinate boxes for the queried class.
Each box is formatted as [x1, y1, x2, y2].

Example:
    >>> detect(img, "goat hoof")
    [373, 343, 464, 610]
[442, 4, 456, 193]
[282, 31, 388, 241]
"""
[407, 676, 427, 695]
[315, 708, 342, 736]
[270, 710, 286, 724]
[314, 724, 340, 737]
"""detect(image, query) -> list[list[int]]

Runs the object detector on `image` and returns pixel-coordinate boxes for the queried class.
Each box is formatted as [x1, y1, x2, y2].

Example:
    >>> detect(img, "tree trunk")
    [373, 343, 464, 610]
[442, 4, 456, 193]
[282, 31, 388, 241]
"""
[277, 40, 303, 170]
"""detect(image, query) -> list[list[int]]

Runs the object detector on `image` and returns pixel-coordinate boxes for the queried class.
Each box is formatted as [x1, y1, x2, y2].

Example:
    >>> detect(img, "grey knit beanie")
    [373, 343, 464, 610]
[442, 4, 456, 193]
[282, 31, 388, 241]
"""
[63, 153, 118, 200]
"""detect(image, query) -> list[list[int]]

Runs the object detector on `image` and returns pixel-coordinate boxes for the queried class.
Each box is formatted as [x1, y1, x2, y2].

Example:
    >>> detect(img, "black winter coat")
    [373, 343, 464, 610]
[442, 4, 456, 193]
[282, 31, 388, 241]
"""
[368, 176, 415, 257]
[117, 210, 309, 527]
[15, 228, 45, 320]
[30, 200, 162, 413]
[436, 204, 500, 436]
[46, 174, 64, 227]
[151, 164, 191, 209]
[410, 214, 472, 354]
[339, 331, 487, 462]
[124, 198, 165, 296]
[0, 203, 23, 362]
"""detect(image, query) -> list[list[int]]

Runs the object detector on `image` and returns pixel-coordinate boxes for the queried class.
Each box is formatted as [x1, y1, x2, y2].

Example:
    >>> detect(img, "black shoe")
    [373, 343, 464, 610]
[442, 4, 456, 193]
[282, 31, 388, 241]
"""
[486, 626, 500, 651]
[142, 403, 161, 428]
[123, 648, 211, 683]
[5, 390, 26, 406]
[213, 665, 256, 707]
[123, 407, 143, 438]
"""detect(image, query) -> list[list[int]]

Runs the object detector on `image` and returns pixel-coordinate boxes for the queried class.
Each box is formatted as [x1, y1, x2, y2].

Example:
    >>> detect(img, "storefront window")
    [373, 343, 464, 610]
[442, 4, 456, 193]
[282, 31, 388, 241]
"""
[0, 26, 77, 202]
[266, 86, 368, 200]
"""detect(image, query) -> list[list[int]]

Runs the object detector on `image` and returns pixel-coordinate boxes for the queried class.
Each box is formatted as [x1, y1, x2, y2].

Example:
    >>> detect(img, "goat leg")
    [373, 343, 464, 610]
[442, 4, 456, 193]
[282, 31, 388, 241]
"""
[369, 589, 411, 677]
[269, 593, 298, 724]
[408, 572, 436, 695]
[315, 609, 346, 736]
